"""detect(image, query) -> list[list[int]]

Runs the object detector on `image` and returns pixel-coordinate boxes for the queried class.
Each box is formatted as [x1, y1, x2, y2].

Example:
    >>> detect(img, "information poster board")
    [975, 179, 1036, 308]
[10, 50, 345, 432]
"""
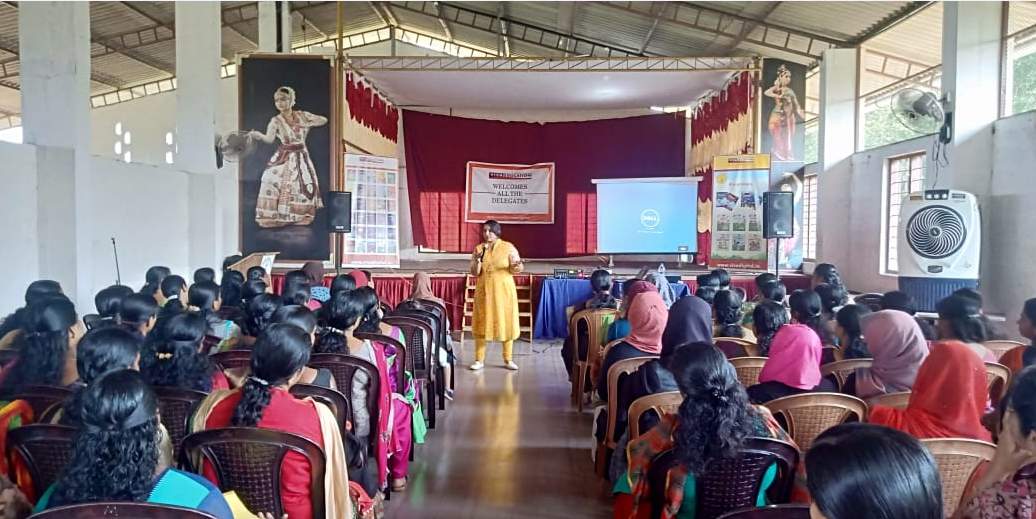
[711, 154, 771, 269]
[341, 153, 400, 268]
[465, 161, 555, 224]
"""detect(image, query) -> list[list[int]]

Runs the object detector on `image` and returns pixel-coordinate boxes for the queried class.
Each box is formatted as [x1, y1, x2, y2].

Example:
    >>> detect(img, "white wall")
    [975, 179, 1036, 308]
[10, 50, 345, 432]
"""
[0, 142, 40, 310]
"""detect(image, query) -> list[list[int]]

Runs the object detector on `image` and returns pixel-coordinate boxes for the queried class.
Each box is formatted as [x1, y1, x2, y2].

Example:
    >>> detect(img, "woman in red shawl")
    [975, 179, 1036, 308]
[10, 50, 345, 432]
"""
[870, 340, 992, 441]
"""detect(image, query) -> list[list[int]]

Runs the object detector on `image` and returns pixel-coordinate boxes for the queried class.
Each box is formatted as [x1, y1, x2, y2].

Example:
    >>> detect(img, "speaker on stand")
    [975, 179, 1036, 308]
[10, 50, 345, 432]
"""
[328, 191, 352, 276]
[762, 191, 795, 281]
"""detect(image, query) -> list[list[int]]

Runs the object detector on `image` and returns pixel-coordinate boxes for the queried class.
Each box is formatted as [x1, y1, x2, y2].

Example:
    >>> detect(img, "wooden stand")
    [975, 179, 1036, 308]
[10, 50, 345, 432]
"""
[227, 252, 279, 276]
[461, 274, 535, 351]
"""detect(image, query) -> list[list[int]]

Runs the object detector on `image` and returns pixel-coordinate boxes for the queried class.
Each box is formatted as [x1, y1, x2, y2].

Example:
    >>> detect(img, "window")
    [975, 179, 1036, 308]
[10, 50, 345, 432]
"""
[802, 175, 818, 259]
[803, 68, 819, 164]
[884, 152, 926, 274]
[1003, 2, 1036, 116]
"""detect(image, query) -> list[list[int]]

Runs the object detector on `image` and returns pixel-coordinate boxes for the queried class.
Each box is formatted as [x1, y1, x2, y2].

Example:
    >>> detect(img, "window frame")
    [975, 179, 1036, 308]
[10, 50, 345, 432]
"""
[802, 174, 819, 261]
[882, 151, 927, 275]
[1000, 3, 1036, 117]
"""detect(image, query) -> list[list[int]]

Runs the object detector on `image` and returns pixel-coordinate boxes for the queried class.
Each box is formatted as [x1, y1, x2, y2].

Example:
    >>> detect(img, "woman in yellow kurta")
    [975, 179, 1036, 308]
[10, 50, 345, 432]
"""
[469, 220, 523, 371]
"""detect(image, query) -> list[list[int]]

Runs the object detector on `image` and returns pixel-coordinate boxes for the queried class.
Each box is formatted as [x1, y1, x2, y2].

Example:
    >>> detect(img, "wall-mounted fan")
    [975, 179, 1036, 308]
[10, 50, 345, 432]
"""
[890, 88, 953, 145]
[214, 131, 257, 168]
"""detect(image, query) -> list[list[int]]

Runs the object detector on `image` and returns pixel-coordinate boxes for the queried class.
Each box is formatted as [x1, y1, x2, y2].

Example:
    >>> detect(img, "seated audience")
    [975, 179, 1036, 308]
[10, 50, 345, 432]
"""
[748, 323, 834, 403]
[1000, 297, 1036, 373]
[141, 313, 229, 392]
[194, 324, 351, 517]
[752, 301, 789, 356]
[0, 280, 63, 348]
[646, 272, 677, 309]
[834, 304, 872, 359]
[741, 273, 786, 326]
[349, 270, 372, 289]
[850, 310, 928, 398]
[217, 270, 247, 325]
[958, 365, 1036, 517]
[140, 266, 171, 306]
[315, 290, 409, 492]
[159, 275, 188, 316]
[805, 423, 942, 519]
[596, 284, 667, 403]
[35, 369, 233, 518]
[193, 267, 216, 284]
[869, 340, 991, 440]
[936, 294, 997, 362]
[615, 344, 794, 518]
[1, 295, 83, 390]
[713, 289, 755, 341]
[188, 281, 241, 351]
[607, 279, 643, 342]
[303, 261, 331, 303]
[92, 284, 134, 328]
[246, 265, 269, 285]
[880, 290, 937, 340]
[810, 263, 847, 297]
[585, 269, 619, 310]
[814, 283, 846, 344]
[789, 289, 837, 346]
[241, 278, 268, 304]
[242, 293, 282, 341]
[221, 254, 243, 272]
[58, 326, 141, 427]
[694, 273, 720, 305]
[269, 305, 335, 390]
[711, 268, 731, 290]
[118, 293, 159, 338]
[330, 273, 357, 296]
[954, 287, 1009, 340]
[281, 270, 320, 311]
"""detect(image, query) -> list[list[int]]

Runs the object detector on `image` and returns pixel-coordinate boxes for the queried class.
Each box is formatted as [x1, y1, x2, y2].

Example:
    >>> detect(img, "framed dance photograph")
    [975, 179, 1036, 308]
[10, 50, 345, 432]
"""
[760, 59, 807, 162]
[238, 54, 337, 261]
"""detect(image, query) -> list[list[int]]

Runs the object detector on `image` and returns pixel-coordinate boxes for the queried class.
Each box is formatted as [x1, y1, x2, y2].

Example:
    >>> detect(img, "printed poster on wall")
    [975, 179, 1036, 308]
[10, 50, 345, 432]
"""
[341, 153, 400, 268]
[770, 161, 806, 270]
[711, 154, 771, 270]
[761, 59, 808, 162]
[465, 161, 555, 224]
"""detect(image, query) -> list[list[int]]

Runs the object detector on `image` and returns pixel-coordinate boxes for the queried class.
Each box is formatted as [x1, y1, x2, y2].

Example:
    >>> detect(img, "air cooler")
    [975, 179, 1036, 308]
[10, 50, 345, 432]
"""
[897, 189, 981, 312]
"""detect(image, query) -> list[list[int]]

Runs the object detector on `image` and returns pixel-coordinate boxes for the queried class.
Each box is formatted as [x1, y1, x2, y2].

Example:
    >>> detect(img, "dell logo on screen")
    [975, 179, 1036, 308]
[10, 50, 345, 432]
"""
[640, 209, 661, 229]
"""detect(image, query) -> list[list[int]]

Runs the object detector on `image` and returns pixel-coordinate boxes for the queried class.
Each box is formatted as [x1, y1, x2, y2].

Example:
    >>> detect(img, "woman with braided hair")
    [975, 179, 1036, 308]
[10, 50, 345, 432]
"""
[0, 295, 83, 390]
[193, 323, 353, 518]
[139, 312, 229, 392]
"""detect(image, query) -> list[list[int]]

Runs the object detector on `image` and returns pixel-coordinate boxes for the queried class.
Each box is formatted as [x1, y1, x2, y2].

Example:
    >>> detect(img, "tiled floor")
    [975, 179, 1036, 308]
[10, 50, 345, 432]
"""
[384, 341, 612, 518]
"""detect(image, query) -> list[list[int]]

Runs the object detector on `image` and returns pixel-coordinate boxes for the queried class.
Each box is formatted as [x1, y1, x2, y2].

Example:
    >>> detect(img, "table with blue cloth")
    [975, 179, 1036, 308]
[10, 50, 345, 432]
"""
[533, 278, 690, 340]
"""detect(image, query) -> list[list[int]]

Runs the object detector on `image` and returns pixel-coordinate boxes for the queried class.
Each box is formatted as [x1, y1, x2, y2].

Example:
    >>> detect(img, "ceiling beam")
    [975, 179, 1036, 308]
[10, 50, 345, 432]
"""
[294, 8, 330, 41]
[720, 1, 782, 55]
[638, 2, 666, 54]
[433, 1, 453, 42]
[847, 2, 933, 46]
[367, 1, 391, 26]
[497, 3, 511, 57]
[118, 2, 169, 27]
[556, 1, 577, 56]
[680, 2, 843, 44]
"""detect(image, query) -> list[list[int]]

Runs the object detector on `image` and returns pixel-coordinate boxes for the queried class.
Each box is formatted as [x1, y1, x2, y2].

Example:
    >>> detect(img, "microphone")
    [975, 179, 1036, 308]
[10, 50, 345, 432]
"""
[111, 237, 122, 285]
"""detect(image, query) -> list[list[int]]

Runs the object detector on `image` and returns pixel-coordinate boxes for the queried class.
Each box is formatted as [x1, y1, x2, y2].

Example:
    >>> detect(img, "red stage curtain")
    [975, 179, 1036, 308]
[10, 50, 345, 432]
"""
[346, 73, 399, 142]
[402, 111, 686, 259]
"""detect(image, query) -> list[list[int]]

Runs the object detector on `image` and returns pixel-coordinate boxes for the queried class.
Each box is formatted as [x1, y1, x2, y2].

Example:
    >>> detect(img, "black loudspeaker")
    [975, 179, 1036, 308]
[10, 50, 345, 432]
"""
[763, 191, 794, 239]
[328, 191, 352, 233]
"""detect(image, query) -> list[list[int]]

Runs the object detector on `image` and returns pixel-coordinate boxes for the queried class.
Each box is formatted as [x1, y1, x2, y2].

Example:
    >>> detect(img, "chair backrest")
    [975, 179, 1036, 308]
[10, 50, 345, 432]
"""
[985, 362, 1012, 406]
[152, 386, 208, 459]
[922, 438, 997, 518]
[180, 427, 326, 519]
[605, 356, 656, 448]
[730, 357, 768, 388]
[854, 293, 884, 312]
[382, 315, 431, 376]
[379, 301, 393, 316]
[30, 502, 218, 518]
[716, 505, 812, 519]
[289, 383, 350, 437]
[571, 308, 618, 358]
[307, 352, 379, 458]
[716, 338, 760, 359]
[648, 438, 800, 519]
[210, 349, 253, 372]
[6, 423, 76, 499]
[820, 346, 842, 365]
[396, 306, 444, 352]
[819, 358, 874, 391]
[763, 392, 868, 451]
[200, 335, 222, 356]
[354, 332, 407, 392]
[867, 391, 911, 410]
[628, 391, 682, 440]
[417, 298, 447, 323]
[984, 340, 1026, 360]
[1, 385, 72, 422]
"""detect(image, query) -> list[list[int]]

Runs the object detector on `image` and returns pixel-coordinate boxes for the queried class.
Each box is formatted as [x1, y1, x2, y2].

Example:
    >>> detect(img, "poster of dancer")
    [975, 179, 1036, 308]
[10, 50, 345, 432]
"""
[761, 59, 807, 162]
[238, 54, 336, 261]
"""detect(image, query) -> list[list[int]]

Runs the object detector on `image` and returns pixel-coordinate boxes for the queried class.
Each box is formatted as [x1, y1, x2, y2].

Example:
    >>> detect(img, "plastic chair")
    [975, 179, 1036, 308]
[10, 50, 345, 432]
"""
[628, 391, 682, 440]
[985, 361, 1012, 407]
[716, 505, 811, 519]
[353, 332, 407, 396]
[818, 358, 873, 391]
[820, 346, 842, 365]
[730, 357, 768, 388]
[853, 293, 884, 312]
[867, 391, 911, 410]
[716, 337, 760, 359]
[984, 339, 1025, 360]
[395, 304, 449, 411]
[289, 383, 351, 438]
[384, 315, 437, 429]
[152, 386, 208, 459]
[763, 393, 868, 451]
[307, 353, 380, 462]
[648, 438, 800, 519]
[570, 309, 619, 411]
[210, 349, 252, 372]
[1, 385, 71, 423]
[595, 356, 655, 477]
[30, 502, 218, 518]
[180, 427, 326, 519]
[582, 338, 625, 413]
[921, 438, 996, 518]
[6, 423, 75, 500]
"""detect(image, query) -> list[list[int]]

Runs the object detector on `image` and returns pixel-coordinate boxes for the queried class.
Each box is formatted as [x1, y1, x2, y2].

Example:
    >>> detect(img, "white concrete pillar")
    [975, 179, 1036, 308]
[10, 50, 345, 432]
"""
[940, 1, 1002, 195]
[815, 48, 858, 274]
[175, 2, 225, 270]
[19, 2, 94, 307]
[258, 1, 278, 52]
[280, 2, 293, 52]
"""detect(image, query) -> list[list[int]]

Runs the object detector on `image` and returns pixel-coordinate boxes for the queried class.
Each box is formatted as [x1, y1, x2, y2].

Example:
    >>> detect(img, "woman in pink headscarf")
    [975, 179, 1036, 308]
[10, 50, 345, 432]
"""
[850, 310, 929, 399]
[747, 323, 835, 403]
[595, 283, 668, 403]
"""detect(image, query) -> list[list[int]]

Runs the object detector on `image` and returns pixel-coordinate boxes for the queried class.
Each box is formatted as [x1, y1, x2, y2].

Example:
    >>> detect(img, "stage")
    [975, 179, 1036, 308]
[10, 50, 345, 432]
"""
[272, 259, 810, 341]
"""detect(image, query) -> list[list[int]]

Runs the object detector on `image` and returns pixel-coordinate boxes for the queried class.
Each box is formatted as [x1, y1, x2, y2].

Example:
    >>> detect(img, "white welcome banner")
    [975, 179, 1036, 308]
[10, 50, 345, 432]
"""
[465, 161, 555, 224]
